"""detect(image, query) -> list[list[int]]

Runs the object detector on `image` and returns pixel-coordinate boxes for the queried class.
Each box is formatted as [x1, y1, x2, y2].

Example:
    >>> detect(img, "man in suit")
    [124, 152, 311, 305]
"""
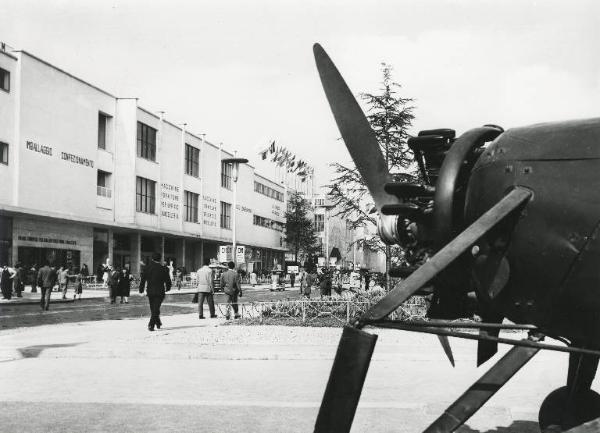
[139, 252, 171, 331]
[37, 260, 57, 310]
[220, 261, 241, 320]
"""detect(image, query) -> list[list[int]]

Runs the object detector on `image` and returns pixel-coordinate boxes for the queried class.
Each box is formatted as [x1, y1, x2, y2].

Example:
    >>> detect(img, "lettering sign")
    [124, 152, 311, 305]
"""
[26, 140, 53, 156]
[17, 235, 77, 245]
[219, 245, 233, 262]
[160, 182, 180, 219]
[203, 195, 218, 227]
[26, 140, 95, 169]
[272, 204, 281, 217]
[236, 204, 252, 213]
[61, 152, 94, 168]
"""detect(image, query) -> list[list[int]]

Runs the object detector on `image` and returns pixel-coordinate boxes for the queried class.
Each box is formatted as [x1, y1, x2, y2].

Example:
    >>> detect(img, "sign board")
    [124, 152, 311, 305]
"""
[318, 257, 326, 267]
[236, 246, 245, 263]
[287, 265, 299, 274]
[219, 245, 233, 262]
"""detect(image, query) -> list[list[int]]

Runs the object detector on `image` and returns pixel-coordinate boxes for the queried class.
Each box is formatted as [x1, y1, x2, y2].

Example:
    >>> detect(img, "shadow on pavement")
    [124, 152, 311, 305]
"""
[459, 420, 539, 432]
[18, 342, 83, 358]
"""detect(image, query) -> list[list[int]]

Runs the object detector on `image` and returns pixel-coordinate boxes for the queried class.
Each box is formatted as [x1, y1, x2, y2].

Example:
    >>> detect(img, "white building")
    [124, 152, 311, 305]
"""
[0, 43, 286, 275]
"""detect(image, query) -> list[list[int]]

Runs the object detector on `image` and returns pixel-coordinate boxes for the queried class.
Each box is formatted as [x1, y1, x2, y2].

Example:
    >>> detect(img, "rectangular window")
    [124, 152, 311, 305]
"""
[136, 122, 157, 161]
[185, 144, 200, 177]
[314, 214, 324, 232]
[220, 201, 231, 229]
[0, 68, 9, 92]
[315, 198, 325, 207]
[136, 176, 156, 214]
[184, 191, 199, 223]
[98, 112, 110, 149]
[221, 162, 232, 189]
[97, 170, 112, 197]
[0, 142, 7, 165]
[254, 181, 283, 202]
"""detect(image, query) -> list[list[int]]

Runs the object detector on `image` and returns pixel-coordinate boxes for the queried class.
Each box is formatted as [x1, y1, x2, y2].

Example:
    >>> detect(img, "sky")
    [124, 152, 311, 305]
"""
[2, 0, 599, 187]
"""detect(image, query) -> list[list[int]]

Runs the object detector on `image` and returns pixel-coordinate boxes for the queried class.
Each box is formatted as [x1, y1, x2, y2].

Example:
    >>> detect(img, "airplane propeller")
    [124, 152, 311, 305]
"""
[312, 43, 534, 433]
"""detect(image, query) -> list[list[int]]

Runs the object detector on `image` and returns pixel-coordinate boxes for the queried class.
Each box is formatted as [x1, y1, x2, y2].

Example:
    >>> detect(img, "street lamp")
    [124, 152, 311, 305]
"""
[222, 152, 248, 266]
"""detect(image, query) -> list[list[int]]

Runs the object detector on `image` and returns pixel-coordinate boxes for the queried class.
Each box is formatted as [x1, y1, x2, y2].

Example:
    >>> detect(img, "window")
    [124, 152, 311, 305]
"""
[315, 198, 325, 207]
[314, 214, 324, 232]
[0, 68, 9, 92]
[254, 180, 284, 202]
[185, 144, 200, 177]
[253, 214, 284, 232]
[97, 170, 111, 197]
[137, 122, 157, 161]
[221, 162, 232, 189]
[136, 176, 156, 213]
[0, 142, 7, 165]
[184, 191, 199, 223]
[98, 113, 110, 149]
[220, 201, 231, 229]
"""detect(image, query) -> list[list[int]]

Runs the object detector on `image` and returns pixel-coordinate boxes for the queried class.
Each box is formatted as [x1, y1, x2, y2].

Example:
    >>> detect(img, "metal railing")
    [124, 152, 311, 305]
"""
[97, 186, 112, 198]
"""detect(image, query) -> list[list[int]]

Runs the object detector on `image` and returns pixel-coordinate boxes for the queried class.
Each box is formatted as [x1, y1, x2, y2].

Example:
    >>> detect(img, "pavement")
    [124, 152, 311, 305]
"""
[0, 306, 588, 433]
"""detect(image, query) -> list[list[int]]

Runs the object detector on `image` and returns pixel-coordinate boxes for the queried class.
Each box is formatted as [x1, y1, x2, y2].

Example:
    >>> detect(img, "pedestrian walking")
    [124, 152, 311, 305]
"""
[298, 268, 306, 295]
[138, 252, 171, 331]
[250, 271, 257, 287]
[58, 266, 69, 299]
[363, 271, 371, 290]
[29, 264, 38, 293]
[80, 263, 89, 278]
[102, 265, 110, 288]
[117, 265, 132, 303]
[196, 259, 216, 319]
[74, 270, 83, 300]
[174, 267, 183, 290]
[289, 272, 296, 288]
[304, 266, 317, 299]
[108, 266, 120, 303]
[37, 261, 57, 310]
[319, 268, 332, 298]
[220, 261, 241, 320]
[13, 262, 24, 298]
[0, 263, 16, 299]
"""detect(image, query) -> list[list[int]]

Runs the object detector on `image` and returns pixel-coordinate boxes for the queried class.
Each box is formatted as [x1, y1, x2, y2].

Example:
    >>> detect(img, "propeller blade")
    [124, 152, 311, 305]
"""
[438, 335, 456, 367]
[357, 187, 532, 325]
[423, 345, 539, 432]
[314, 326, 378, 433]
[313, 43, 399, 212]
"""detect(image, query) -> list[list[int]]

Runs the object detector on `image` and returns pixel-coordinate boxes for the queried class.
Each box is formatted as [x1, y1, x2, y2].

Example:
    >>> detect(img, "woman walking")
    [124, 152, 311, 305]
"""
[117, 265, 132, 303]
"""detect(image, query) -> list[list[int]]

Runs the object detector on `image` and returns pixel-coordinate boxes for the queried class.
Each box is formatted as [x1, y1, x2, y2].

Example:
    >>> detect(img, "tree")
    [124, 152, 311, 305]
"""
[284, 192, 320, 263]
[326, 63, 417, 286]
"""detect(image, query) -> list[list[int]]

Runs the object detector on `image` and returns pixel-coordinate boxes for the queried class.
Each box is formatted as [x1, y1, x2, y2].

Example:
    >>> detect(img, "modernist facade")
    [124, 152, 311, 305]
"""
[0, 44, 286, 275]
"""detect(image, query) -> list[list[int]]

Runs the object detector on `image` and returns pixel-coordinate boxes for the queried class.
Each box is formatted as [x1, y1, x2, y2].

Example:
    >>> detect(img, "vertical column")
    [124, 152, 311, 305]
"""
[132, 232, 141, 275]
[160, 236, 165, 263]
[182, 238, 186, 270]
[180, 124, 186, 232]
[107, 228, 114, 267]
[200, 240, 204, 265]
[157, 112, 164, 230]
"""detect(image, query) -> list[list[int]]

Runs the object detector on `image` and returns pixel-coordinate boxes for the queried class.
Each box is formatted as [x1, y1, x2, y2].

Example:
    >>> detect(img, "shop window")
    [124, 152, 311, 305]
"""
[184, 191, 199, 223]
[97, 170, 111, 197]
[98, 112, 111, 150]
[0, 68, 9, 92]
[221, 162, 232, 190]
[137, 122, 157, 161]
[0, 142, 7, 165]
[220, 201, 231, 229]
[113, 233, 130, 251]
[185, 144, 200, 177]
[136, 176, 156, 214]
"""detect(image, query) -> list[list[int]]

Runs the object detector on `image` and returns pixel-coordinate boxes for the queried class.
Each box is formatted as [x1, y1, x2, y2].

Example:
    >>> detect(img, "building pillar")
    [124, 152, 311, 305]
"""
[200, 240, 204, 265]
[182, 238, 186, 269]
[132, 232, 141, 275]
[161, 236, 165, 263]
[107, 228, 114, 267]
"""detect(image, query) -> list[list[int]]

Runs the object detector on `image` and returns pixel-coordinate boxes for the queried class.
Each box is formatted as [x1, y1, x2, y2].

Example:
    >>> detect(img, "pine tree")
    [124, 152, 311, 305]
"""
[284, 192, 319, 262]
[326, 63, 417, 284]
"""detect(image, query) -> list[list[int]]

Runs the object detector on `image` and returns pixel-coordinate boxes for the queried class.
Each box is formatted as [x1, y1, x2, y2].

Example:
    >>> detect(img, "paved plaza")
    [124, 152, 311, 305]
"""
[0, 295, 585, 433]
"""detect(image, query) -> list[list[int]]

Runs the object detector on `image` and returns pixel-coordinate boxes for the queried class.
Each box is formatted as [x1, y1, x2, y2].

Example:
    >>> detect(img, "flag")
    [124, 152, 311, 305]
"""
[269, 141, 276, 153]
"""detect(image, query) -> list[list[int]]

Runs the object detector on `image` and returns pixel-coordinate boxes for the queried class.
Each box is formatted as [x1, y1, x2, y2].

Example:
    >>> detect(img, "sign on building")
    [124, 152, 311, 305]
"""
[219, 245, 232, 262]
[236, 246, 245, 263]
